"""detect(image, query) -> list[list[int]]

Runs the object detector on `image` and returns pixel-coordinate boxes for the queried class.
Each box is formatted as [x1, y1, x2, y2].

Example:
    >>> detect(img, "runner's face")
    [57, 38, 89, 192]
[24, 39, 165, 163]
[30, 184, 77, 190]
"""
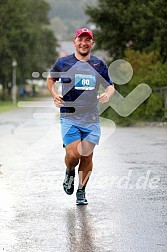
[74, 35, 94, 56]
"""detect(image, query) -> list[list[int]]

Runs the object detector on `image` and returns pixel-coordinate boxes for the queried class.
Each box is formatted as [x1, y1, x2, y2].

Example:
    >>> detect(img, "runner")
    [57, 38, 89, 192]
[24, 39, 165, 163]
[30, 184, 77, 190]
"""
[47, 28, 115, 205]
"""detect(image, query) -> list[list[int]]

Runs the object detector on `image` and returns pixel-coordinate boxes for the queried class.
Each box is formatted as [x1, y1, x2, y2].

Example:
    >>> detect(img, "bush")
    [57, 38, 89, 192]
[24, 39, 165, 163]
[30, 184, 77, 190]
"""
[144, 93, 164, 120]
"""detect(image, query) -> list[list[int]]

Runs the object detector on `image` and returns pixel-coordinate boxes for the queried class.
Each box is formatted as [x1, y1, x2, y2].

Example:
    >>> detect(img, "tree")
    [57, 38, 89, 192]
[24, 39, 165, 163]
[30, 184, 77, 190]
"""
[153, 0, 167, 63]
[0, 0, 58, 99]
[86, 0, 167, 123]
[86, 0, 167, 62]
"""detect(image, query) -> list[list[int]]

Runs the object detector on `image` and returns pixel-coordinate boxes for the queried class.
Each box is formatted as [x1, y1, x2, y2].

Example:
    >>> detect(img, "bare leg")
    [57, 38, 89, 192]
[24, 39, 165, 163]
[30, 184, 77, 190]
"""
[63, 140, 81, 195]
[78, 140, 95, 188]
[65, 140, 95, 188]
[65, 140, 81, 171]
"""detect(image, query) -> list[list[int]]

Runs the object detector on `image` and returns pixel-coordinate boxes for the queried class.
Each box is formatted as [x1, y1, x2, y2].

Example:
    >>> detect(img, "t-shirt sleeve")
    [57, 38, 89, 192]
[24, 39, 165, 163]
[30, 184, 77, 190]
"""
[49, 58, 61, 81]
[100, 61, 113, 88]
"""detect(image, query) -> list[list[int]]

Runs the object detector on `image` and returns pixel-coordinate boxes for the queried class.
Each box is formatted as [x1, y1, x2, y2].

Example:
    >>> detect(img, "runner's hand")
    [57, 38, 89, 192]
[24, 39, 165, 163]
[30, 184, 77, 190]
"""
[97, 93, 109, 103]
[54, 94, 64, 107]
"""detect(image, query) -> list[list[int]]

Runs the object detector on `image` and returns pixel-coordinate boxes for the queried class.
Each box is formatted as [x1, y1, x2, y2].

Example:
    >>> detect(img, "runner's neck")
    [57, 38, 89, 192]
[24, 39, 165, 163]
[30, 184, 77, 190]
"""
[74, 52, 90, 62]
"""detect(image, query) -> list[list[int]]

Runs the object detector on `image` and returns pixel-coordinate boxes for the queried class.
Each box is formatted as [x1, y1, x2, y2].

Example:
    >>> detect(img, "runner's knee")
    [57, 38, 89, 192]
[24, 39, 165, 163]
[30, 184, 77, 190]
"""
[80, 154, 93, 164]
[66, 150, 80, 162]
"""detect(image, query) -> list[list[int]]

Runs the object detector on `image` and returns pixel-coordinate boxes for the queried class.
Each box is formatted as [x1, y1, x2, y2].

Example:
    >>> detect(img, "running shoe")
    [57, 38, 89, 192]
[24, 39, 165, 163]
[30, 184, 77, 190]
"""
[63, 171, 75, 195]
[76, 189, 88, 205]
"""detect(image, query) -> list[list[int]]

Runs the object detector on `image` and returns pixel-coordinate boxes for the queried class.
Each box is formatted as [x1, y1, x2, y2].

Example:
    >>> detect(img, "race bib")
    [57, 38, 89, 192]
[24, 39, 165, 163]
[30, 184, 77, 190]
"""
[75, 74, 96, 90]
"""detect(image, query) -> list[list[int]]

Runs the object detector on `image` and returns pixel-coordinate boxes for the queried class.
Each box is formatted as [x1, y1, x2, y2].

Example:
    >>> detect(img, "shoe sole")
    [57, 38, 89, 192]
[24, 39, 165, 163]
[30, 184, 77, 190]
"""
[76, 200, 88, 205]
[63, 187, 74, 195]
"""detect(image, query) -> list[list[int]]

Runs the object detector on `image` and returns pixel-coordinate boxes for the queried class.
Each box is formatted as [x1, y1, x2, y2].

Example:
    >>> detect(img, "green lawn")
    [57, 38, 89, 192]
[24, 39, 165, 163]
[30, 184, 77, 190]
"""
[0, 101, 18, 113]
[0, 95, 50, 113]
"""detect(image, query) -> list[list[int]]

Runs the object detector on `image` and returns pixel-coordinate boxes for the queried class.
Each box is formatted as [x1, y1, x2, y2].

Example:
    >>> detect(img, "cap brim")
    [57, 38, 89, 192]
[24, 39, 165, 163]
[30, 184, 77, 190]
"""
[77, 32, 93, 39]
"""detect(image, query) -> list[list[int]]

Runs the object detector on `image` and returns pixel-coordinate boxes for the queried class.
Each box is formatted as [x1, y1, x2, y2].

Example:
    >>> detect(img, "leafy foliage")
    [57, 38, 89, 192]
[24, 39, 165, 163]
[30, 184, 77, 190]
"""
[0, 0, 58, 99]
[145, 93, 164, 120]
[101, 49, 166, 123]
[86, 0, 167, 122]
[86, 0, 167, 62]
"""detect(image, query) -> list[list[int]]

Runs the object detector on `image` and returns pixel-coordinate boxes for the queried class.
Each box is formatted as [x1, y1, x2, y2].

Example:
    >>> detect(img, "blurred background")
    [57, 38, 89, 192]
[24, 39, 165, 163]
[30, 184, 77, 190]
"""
[0, 0, 167, 125]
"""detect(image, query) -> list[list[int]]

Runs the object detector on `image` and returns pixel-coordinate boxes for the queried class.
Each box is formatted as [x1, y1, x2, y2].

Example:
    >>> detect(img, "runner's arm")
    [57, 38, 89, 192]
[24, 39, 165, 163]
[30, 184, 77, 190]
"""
[98, 84, 115, 103]
[47, 75, 64, 107]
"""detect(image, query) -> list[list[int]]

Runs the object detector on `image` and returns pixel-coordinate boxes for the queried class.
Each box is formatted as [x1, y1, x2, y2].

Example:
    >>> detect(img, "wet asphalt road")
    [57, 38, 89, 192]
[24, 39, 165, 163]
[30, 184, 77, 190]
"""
[0, 99, 167, 252]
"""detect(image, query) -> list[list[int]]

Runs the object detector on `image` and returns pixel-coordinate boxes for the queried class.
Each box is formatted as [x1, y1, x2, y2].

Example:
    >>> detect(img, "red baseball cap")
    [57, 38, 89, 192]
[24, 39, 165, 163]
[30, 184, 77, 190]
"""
[74, 28, 93, 39]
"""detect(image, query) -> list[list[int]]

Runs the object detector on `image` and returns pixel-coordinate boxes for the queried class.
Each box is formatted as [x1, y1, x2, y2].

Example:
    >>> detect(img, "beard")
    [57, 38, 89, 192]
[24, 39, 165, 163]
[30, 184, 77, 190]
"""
[78, 47, 90, 57]
[79, 51, 89, 57]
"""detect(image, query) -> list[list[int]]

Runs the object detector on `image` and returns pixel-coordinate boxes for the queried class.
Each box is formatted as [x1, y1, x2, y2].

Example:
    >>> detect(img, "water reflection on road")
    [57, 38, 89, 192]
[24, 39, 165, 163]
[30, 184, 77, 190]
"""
[66, 207, 101, 252]
[0, 106, 167, 252]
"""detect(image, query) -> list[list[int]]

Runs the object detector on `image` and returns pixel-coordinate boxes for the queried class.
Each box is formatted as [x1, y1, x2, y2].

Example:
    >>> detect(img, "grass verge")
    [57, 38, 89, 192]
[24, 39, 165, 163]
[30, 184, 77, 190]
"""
[0, 101, 17, 113]
[0, 95, 50, 113]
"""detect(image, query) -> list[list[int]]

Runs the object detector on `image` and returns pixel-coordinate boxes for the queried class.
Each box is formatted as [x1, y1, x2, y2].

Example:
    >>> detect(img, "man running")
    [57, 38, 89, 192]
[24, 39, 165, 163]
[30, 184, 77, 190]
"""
[47, 28, 115, 205]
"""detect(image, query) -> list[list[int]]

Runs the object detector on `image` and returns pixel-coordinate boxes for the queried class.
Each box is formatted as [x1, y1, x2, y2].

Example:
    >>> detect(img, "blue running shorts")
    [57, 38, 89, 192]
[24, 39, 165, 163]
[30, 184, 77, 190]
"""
[60, 118, 101, 147]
